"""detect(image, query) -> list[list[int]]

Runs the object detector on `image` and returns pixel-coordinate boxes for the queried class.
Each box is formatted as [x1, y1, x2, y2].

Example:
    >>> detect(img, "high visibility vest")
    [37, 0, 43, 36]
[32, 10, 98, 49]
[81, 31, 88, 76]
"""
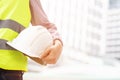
[0, 0, 31, 71]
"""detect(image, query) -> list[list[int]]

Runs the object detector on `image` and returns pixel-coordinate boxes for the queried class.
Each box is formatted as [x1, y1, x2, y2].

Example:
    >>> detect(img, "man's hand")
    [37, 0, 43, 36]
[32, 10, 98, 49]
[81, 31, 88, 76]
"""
[40, 39, 63, 64]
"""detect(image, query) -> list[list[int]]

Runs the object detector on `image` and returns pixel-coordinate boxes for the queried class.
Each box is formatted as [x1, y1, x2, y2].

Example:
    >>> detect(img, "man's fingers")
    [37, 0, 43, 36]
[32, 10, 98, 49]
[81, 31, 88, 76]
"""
[39, 48, 51, 58]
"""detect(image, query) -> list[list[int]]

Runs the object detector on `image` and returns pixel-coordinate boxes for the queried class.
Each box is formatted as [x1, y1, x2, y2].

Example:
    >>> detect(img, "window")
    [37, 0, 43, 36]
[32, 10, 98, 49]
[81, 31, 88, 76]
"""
[109, 0, 120, 9]
[94, 0, 103, 8]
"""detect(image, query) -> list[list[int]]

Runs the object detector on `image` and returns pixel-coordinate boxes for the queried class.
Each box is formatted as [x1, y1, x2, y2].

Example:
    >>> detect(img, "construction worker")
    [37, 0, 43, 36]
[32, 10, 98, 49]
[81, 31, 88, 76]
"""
[0, 0, 63, 80]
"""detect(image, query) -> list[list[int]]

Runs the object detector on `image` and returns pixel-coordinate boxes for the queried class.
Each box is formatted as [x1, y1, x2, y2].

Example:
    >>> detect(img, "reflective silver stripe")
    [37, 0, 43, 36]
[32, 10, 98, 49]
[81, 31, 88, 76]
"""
[0, 39, 16, 50]
[0, 19, 25, 33]
[0, 20, 26, 50]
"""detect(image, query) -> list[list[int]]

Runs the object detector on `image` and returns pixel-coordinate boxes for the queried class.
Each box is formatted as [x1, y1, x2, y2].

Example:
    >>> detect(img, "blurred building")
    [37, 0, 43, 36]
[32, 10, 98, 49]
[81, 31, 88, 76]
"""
[105, 0, 120, 59]
[78, 0, 120, 58]
[81, 0, 104, 56]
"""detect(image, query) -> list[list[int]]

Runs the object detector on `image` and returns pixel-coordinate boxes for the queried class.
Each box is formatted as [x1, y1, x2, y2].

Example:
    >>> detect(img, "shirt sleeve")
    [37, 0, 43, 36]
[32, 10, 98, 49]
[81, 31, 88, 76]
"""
[30, 0, 63, 44]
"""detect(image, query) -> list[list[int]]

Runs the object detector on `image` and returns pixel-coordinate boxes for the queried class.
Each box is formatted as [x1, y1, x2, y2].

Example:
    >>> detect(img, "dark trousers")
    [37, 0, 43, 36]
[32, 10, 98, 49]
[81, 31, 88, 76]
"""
[0, 68, 23, 80]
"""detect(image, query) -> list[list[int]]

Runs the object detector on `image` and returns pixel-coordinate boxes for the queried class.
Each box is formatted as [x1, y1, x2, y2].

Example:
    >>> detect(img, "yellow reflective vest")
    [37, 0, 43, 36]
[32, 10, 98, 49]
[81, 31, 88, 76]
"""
[0, 0, 31, 71]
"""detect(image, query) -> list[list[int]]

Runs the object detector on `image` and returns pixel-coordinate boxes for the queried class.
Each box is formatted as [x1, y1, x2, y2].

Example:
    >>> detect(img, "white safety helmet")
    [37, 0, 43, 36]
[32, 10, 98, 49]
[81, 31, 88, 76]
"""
[7, 26, 53, 57]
